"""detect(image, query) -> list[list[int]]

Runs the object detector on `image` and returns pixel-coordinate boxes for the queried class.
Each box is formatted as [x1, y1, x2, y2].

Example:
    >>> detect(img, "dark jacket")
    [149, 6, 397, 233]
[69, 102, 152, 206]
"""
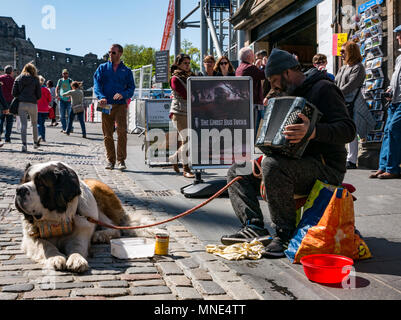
[235, 62, 265, 105]
[12, 74, 41, 104]
[216, 71, 235, 76]
[293, 68, 356, 173]
[0, 86, 8, 111]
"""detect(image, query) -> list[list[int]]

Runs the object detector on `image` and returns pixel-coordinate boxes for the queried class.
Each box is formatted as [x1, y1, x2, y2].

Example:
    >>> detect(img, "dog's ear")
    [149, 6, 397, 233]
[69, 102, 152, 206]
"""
[20, 163, 32, 184]
[53, 164, 81, 213]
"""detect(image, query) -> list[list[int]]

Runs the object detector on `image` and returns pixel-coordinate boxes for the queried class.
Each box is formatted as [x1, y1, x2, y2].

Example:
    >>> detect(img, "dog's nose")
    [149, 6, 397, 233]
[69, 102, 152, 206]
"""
[33, 213, 43, 220]
[16, 186, 30, 198]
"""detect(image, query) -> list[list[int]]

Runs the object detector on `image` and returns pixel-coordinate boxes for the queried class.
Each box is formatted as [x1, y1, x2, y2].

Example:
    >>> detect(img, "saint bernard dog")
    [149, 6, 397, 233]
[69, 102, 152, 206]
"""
[15, 161, 127, 273]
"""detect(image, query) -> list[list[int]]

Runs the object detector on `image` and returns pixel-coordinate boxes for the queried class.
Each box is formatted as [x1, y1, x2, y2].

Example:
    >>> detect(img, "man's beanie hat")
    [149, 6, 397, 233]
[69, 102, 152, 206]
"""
[265, 48, 300, 78]
[394, 25, 401, 33]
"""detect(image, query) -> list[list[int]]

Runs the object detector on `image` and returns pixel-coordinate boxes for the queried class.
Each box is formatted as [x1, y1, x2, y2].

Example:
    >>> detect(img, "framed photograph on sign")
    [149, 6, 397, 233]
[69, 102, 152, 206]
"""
[187, 76, 254, 169]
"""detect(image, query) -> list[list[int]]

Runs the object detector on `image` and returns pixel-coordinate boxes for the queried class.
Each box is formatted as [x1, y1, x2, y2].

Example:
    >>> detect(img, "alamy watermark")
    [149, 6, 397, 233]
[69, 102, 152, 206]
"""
[41, 5, 56, 30]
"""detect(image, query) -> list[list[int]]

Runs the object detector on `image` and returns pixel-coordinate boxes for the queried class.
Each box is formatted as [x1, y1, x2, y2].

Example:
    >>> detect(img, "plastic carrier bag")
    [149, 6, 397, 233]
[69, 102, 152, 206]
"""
[285, 180, 371, 263]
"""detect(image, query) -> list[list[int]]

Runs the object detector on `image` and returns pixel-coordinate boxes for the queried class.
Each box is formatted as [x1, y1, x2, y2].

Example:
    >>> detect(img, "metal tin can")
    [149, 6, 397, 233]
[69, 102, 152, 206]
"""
[154, 233, 169, 255]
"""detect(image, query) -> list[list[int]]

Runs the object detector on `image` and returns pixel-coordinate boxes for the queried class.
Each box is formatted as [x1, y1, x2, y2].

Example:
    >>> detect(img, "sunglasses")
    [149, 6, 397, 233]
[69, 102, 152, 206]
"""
[182, 62, 191, 65]
[109, 51, 117, 55]
[220, 62, 228, 65]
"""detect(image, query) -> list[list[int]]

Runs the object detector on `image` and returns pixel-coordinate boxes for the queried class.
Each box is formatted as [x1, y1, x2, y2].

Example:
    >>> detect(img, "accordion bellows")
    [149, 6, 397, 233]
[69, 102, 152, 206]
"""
[255, 97, 322, 159]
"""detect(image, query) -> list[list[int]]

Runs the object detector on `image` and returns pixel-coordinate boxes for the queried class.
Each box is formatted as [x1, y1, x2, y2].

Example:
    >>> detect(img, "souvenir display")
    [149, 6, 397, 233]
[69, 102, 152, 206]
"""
[357, 2, 385, 144]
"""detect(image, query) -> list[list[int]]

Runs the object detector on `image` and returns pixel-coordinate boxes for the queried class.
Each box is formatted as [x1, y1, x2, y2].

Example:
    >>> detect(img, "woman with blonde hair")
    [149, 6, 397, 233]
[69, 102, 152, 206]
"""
[335, 41, 371, 169]
[213, 56, 235, 76]
[12, 63, 41, 152]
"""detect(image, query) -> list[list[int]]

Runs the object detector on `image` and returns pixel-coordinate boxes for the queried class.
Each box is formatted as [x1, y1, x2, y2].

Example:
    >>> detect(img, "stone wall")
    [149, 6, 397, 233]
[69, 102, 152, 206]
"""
[34, 49, 102, 89]
[0, 17, 104, 89]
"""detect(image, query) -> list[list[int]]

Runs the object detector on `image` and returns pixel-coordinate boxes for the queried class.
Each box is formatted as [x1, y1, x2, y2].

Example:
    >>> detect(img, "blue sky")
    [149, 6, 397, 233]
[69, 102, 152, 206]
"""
[2, 0, 201, 58]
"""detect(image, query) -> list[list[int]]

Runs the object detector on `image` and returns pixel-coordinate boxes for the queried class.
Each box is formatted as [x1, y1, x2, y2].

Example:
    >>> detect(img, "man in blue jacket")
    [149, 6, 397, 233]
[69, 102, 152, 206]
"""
[94, 44, 135, 170]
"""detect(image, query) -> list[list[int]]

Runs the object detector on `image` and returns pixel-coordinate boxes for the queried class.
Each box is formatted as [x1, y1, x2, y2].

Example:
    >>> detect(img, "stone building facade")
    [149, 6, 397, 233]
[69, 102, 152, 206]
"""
[0, 16, 104, 89]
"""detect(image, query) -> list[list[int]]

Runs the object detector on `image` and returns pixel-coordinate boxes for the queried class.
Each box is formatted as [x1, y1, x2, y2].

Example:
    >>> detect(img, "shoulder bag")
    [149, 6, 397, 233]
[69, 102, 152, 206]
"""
[9, 97, 19, 115]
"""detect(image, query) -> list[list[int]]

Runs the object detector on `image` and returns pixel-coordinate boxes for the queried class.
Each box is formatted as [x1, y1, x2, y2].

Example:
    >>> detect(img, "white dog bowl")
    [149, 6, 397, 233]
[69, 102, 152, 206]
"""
[110, 237, 155, 259]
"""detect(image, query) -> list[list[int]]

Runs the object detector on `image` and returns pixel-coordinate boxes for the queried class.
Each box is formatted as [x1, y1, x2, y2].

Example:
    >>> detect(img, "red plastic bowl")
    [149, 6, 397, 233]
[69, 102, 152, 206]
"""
[300, 254, 354, 284]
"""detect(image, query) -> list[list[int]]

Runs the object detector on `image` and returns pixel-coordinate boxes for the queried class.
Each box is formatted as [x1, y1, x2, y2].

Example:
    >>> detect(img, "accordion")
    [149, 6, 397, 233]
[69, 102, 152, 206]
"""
[255, 97, 322, 159]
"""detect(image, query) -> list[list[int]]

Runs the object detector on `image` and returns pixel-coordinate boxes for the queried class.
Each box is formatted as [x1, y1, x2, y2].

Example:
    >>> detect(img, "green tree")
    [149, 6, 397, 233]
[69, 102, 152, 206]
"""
[181, 39, 201, 73]
[120, 44, 156, 70]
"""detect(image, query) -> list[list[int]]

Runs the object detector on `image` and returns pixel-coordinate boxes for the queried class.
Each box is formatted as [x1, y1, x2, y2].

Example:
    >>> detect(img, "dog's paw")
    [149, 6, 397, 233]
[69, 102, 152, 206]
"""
[91, 230, 111, 244]
[66, 253, 88, 273]
[45, 256, 67, 271]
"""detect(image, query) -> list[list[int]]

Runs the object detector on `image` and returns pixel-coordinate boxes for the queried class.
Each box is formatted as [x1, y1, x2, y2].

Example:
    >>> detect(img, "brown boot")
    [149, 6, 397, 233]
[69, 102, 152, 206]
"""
[183, 165, 195, 178]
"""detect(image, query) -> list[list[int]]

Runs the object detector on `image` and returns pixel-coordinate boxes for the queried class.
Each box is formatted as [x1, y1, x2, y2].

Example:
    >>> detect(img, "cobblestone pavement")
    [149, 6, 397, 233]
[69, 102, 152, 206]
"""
[0, 122, 261, 300]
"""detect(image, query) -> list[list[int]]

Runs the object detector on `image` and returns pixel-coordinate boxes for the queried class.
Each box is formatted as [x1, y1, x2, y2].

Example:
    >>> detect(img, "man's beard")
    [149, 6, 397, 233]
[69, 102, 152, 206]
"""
[280, 76, 298, 95]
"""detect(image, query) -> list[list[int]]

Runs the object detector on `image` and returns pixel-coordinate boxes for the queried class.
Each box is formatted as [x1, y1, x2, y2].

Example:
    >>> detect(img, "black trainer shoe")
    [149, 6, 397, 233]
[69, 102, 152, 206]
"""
[221, 225, 271, 246]
[346, 161, 357, 169]
[262, 236, 287, 258]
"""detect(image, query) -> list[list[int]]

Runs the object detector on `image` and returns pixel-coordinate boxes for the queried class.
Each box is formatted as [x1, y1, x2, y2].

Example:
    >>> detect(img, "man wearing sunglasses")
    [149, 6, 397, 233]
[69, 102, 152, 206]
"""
[94, 44, 135, 171]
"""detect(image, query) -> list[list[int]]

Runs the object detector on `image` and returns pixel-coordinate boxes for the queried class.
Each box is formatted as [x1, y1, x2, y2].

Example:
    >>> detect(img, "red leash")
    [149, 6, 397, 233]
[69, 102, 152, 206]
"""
[85, 176, 243, 230]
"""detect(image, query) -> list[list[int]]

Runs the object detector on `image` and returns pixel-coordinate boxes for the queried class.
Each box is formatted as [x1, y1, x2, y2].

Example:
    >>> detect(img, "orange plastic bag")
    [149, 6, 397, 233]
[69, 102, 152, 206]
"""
[293, 188, 371, 263]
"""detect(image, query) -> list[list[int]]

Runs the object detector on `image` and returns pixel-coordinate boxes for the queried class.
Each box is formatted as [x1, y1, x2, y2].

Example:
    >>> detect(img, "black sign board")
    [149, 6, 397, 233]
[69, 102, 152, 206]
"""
[187, 76, 254, 169]
[155, 50, 170, 83]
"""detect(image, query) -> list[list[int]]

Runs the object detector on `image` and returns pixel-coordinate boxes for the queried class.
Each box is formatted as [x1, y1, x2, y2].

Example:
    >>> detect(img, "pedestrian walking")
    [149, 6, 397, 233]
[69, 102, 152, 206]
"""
[0, 83, 8, 148]
[214, 56, 235, 76]
[335, 41, 372, 170]
[94, 44, 135, 171]
[370, 25, 401, 179]
[46, 80, 58, 127]
[56, 69, 73, 133]
[11, 62, 41, 152]
[168, 53, 195, 178]
[236, 47, 267, 134]
[0, 65, 15, 143]
[37, 76, 51, 142]
[62, 81, 87, 138]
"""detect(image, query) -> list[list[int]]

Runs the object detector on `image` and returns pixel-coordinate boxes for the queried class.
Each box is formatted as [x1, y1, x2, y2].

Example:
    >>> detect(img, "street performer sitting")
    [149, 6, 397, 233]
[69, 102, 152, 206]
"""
[221, 48, 356, 257]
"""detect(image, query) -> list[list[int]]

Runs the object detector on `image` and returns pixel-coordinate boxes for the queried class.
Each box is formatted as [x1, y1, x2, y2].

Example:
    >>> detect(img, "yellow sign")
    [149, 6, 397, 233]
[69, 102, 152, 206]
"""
[332, 33, 348, 56]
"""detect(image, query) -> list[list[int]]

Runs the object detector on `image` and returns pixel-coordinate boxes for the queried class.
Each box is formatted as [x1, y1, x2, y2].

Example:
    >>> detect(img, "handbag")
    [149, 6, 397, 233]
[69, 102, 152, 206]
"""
[9, 97, 19, 115]
[72, 104, 85, 114]
[48, 106, 55, 119]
